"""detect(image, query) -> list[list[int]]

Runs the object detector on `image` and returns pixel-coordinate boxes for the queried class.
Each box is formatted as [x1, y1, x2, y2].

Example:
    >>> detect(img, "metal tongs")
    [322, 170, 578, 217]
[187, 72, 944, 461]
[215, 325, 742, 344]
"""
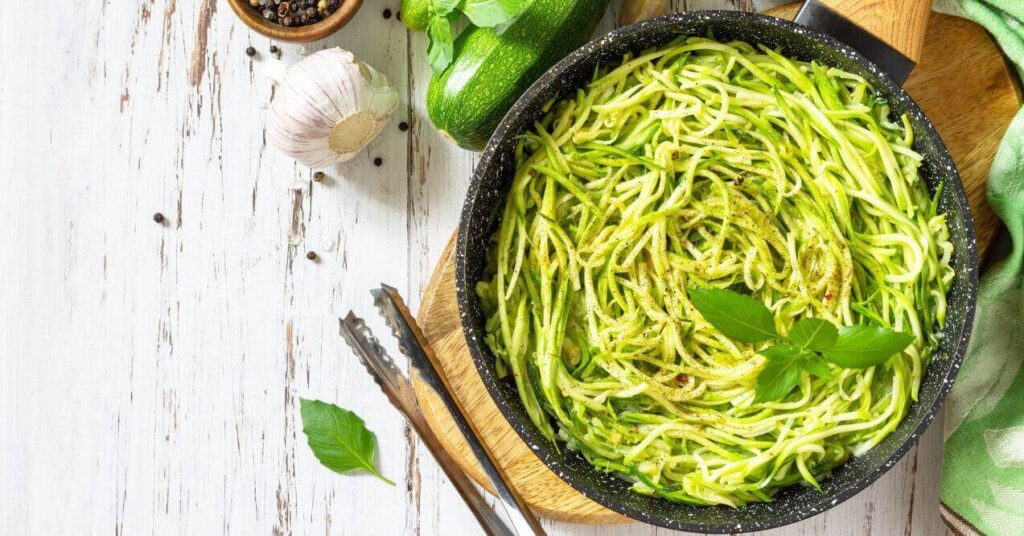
[340, 284, 546, 536]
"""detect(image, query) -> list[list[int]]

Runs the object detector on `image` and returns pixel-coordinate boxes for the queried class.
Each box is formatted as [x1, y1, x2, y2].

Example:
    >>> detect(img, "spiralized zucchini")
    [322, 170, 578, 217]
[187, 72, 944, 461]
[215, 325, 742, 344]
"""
[476, 37, 955, 506]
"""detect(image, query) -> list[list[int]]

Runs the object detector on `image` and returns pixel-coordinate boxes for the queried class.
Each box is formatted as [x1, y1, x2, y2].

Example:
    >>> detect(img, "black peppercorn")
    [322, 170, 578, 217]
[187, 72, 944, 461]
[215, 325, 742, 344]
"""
[245, 46, 257, 57]
[269, 45, 280, 54]
[251, 0, 338, 27]
[153, 212, 165, 224]
[312, 171, 325, 182]
[306, 251, 317, 260]
[373, 157, 383, 167]
[398, 121, 409, 132]
[383, 8, 392, 19]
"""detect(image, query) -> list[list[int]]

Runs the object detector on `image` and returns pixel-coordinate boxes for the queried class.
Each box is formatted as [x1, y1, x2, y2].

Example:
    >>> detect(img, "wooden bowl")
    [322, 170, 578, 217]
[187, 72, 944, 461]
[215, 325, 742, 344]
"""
[227, 0, 364, 43]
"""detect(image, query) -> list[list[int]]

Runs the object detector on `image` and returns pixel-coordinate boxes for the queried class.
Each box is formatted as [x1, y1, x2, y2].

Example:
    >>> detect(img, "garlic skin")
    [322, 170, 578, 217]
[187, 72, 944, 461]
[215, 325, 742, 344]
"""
[619, 0, 668, 26]
[266, 48, 399, 168]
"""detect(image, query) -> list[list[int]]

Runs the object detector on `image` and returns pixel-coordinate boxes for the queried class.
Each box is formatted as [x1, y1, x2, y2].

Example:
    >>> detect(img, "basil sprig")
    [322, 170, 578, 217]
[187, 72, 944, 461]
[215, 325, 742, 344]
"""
[300, 398, 394, 485]
[425, 0, 532, 74]
[688, 288, 915, 403]
[688, 287, 778, 343]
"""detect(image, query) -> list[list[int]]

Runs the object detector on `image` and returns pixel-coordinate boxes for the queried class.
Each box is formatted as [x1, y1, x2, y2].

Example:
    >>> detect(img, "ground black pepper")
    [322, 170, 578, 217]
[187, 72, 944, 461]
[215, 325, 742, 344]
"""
[153, 213, 165, 224]
[251, 0, 342, 27]
[373, 157, 383, 167]
[398, 121, 409, 132]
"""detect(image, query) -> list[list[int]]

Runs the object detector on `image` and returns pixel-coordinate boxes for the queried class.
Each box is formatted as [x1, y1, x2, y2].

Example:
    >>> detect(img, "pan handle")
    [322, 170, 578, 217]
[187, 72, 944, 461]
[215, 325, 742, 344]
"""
[795, 0, 932, 84]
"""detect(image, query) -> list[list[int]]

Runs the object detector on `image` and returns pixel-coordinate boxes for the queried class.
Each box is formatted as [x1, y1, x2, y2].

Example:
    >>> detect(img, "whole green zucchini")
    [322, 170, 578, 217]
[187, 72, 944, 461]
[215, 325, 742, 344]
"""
[400, 0, 431, 32]
[426, 0, 610, 150]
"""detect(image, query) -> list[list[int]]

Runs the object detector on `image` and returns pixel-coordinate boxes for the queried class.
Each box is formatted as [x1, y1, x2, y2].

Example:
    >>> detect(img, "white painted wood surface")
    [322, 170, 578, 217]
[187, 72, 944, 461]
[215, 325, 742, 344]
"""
[0, 0, 947, 534]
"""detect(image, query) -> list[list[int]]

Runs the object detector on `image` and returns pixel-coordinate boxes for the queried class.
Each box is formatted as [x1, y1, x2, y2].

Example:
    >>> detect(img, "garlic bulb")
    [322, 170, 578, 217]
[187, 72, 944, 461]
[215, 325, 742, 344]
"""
[265, 48, 399, 168]
[619, 0, 668, 25]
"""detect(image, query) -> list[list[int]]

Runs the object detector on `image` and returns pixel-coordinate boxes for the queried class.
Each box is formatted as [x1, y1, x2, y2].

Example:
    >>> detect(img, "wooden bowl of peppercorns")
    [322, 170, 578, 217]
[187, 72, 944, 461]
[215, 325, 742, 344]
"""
[228, 0, 363, 43]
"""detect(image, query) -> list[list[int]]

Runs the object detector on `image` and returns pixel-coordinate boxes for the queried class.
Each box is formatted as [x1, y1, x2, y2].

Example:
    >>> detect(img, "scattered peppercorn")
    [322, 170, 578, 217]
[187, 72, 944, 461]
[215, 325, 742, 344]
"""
[307, 251, 318, 260]
[245, 46, 257, 57]
[269, 45, 280, 54]
[736, 177, 744, 186]
[373, 157, 383, 167]
[153, 212, 165, 224]
[312, 171, 325, 182]
[396, 10, 401, 21]
[383, 8, 392, 18]
[251, 0, 343, 27]
[398, 121, 409, 132]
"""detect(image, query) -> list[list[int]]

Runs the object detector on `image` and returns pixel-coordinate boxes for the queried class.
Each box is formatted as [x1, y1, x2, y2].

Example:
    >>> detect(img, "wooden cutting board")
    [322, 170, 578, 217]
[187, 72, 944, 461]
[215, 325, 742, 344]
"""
[411, 5, 1022, 524]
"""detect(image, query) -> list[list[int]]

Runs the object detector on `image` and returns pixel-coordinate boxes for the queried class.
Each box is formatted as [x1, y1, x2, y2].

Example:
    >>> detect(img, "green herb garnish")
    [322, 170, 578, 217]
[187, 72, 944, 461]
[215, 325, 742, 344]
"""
[426, 14, 456, 76]
[689, 288, 914, 403]
[787, 318, 839, 351]
[425, 0, 531, 74]
[823, 324, 917, 369]
[460, 0, 527, 27]
[688, 287, 778, 343]
[300, 398, 394, 485]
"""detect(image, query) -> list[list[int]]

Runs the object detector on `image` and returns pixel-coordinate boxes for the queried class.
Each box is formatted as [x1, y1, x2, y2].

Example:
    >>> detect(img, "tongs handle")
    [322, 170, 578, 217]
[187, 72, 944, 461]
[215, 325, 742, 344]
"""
[396, 405, 514, 536]
[339, 314, 515, 536]
[373, 285, 547, 536]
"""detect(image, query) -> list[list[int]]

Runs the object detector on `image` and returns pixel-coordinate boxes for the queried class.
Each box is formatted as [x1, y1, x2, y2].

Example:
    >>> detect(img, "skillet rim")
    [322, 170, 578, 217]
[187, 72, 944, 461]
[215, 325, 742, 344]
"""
[455, 9, 979, 532]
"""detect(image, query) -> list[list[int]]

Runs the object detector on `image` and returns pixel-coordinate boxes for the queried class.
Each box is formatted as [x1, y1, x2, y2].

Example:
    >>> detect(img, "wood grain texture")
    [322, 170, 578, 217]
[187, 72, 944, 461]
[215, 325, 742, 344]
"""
[410, 2, 1021, 527]
[817, 0, 932, 62]
[0, 0, 1012, 534]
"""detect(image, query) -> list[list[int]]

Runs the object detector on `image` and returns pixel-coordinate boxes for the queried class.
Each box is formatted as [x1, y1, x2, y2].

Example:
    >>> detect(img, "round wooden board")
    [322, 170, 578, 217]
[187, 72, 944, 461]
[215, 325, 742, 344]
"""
[412, 5, 1022, 525]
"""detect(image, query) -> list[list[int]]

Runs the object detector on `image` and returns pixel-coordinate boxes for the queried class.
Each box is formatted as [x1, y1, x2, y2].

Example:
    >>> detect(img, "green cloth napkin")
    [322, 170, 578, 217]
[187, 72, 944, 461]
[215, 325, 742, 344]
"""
[940, 1, 1024, 535]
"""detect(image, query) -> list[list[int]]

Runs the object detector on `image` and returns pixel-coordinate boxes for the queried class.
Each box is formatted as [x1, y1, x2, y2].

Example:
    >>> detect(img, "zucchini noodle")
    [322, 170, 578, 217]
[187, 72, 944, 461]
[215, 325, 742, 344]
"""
[477, 37, 956, 506]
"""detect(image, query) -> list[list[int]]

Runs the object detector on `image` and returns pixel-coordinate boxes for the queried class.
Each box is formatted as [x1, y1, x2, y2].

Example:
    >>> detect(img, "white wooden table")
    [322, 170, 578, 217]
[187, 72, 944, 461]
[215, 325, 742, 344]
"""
[0, 0, 947, 534]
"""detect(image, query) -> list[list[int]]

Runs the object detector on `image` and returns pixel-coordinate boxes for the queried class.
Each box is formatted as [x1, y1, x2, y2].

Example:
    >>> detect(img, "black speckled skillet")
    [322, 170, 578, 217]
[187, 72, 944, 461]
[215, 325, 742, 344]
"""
[455, 1, 978, 531]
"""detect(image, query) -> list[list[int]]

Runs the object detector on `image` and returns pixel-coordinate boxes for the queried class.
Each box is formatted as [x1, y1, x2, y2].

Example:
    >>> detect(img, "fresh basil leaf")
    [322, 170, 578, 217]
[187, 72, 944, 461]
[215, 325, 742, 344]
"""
[799, 355, 834, 380]
[821, 325, 915, 369]
[754, 348, 802, 403]
[758, 343, 802, 359]
[754, 345, 832, 401]
[426, 15, 455, 75]
[300, 398, 394, 485]
[459, 0, 528, 27]
[432, 0, 462, 16]
[689, 287, 778, 344]
[788, 318, 839, 351]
